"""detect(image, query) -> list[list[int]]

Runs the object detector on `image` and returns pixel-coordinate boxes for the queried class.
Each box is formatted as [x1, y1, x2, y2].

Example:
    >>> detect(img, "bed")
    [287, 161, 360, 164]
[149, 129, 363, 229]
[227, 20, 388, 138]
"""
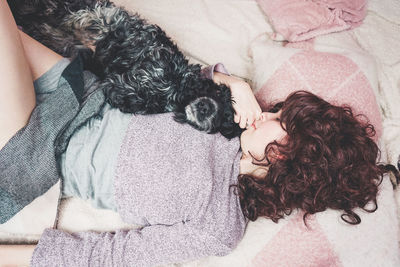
[1, 0, 399, 266]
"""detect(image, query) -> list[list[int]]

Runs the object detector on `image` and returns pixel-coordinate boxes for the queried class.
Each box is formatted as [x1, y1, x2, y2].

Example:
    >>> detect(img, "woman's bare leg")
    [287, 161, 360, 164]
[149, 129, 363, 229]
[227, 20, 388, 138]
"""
[18, 30, 64, 81]
[0, 1, 34, 149]
[0, 1, 63, 149]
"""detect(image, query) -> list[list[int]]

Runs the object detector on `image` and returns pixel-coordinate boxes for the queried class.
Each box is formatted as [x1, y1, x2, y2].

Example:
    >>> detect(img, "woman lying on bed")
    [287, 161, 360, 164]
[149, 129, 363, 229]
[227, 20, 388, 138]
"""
[0, 1, 398, 266]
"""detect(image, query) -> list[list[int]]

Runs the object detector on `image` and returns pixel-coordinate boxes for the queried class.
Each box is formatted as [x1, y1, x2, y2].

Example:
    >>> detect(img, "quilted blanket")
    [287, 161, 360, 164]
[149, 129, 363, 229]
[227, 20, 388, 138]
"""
[1, 0, 399, 266]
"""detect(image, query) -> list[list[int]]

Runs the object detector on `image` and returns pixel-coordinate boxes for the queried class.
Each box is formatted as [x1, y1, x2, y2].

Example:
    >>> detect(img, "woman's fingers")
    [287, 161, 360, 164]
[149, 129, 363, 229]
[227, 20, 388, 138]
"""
[235, 114, 247, 129]
[239, 116, 247, 129]
[234, 114, 240, 124]
[248, 112, 261, 128]
[235, 111, 263, 129]
[255, 110, 262, 120]
[235, 114, 245, 129]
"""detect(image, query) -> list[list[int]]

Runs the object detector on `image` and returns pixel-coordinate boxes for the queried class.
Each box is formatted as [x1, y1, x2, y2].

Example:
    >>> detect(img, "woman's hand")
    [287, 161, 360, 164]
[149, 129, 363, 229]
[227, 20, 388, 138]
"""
[213, 72, 262, 129]
[0, 244, 36, 267]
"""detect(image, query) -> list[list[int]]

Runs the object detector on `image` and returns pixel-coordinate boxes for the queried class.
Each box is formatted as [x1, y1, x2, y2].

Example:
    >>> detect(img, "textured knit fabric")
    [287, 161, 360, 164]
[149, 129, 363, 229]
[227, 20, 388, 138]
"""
[60, 63, 230, 212]
[0, 57, 75, 224]
[31, 112, 247, 267]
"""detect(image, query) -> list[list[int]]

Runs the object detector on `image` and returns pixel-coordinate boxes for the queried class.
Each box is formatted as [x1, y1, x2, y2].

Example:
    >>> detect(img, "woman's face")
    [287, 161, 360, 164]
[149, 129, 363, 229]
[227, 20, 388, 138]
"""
[240, 111, 286, 160]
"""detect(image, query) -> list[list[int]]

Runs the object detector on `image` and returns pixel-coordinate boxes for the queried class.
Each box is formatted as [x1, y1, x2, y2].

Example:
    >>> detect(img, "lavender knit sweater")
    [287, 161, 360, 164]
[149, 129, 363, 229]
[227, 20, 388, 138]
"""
[30, 112, 247, 266]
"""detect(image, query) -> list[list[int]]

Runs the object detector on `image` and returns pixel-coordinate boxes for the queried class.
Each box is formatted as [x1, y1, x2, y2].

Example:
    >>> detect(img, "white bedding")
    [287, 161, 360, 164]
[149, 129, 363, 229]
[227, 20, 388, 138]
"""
[1, 0, 399, 265]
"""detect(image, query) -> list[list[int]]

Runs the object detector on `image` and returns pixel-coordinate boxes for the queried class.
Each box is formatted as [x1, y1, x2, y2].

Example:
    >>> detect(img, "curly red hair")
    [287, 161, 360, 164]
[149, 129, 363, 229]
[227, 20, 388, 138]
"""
[235, 90, 398, 225]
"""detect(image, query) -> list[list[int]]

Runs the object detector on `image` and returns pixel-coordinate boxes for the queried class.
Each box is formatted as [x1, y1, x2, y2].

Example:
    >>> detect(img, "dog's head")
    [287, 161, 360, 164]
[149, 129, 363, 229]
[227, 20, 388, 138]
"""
[173, 78, 243, 139]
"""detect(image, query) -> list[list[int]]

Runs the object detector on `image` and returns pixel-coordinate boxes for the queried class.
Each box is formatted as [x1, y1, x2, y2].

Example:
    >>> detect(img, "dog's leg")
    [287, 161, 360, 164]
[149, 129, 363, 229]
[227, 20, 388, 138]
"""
[61, 4, 124, 52]
[6, 0, 106, 57]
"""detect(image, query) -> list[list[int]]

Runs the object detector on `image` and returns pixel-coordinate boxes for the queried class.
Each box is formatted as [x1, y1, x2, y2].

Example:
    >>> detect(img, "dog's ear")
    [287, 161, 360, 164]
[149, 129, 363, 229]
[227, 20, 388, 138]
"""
[219, 112, 243, 139]
[210, 83, 243, 139]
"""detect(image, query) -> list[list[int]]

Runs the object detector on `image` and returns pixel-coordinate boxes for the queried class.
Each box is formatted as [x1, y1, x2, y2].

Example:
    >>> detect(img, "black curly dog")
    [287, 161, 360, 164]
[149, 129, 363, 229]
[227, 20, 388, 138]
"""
[8, 0, 243, 138]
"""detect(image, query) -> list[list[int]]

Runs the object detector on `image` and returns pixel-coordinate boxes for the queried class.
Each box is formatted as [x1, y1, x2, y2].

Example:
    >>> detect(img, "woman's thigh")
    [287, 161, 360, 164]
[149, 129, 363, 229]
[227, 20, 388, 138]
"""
[0, 1, 63, 149]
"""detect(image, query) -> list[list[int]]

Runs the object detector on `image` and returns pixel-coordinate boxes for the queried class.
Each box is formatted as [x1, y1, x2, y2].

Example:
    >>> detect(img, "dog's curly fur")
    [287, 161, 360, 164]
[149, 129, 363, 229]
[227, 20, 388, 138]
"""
[9, 0, 243, 138]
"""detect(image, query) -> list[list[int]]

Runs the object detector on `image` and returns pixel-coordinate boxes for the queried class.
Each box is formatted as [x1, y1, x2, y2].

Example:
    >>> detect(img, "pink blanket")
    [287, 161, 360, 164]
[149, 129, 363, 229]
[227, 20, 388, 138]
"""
[256, 0, 367, 42]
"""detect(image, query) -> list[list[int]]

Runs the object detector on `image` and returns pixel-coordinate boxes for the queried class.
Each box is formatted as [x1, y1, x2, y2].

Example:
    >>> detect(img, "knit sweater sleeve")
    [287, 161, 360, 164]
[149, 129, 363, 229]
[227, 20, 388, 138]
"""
[200, 63, 230, 79]
[30, 220, 238, 267]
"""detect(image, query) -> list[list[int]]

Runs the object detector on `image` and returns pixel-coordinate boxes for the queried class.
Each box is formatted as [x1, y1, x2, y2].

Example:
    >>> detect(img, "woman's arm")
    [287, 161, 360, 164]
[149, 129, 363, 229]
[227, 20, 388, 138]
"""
[0, 244, 36, 267]
[29, 222, 238, 267]
[212, 71, 262, 129]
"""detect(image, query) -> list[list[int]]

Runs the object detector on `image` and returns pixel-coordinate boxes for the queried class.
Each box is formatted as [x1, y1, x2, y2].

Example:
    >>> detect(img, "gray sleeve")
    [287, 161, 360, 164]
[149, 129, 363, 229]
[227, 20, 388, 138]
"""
[30, 222, 235, 267]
